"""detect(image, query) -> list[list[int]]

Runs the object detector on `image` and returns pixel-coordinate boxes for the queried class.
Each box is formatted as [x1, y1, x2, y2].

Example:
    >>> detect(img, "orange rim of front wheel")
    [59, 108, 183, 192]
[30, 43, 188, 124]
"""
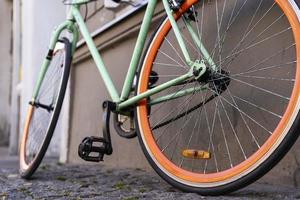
[137, 0, 300, 185]
[20, 104, 34, 171]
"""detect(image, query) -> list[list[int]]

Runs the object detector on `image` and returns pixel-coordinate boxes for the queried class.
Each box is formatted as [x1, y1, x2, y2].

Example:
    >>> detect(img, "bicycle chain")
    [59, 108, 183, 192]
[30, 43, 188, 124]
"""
[152, 93, 218, 130]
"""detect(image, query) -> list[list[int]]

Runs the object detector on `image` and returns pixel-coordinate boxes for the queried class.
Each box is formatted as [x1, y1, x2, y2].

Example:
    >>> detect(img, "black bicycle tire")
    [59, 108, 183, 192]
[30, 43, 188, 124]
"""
[20, 38, 72, 179]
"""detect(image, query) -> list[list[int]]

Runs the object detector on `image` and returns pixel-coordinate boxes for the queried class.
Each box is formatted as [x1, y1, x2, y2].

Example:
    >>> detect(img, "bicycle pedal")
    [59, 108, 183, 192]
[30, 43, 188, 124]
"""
[78, 136, 108, 162]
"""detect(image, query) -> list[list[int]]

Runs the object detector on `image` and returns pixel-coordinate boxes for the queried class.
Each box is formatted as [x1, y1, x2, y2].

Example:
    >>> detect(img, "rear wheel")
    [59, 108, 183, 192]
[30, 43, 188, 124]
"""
[135, 0, 300, 195]
[20, 38, 72, 178]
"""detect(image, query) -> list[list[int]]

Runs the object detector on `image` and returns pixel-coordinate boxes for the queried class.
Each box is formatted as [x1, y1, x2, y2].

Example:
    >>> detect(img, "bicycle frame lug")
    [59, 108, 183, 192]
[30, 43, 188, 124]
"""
[191, 60, 207, 80]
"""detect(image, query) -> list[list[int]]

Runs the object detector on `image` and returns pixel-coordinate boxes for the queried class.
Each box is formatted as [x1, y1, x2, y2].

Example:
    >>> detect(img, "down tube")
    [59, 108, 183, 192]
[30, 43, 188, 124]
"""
[72, 6, 120, 102]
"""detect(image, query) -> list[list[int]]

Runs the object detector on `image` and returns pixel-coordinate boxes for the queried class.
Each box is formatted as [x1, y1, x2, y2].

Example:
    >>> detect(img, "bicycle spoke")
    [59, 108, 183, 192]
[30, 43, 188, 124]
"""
[224, 27, 292, 71]
[217, 103, 233, 168]
[153, 62, 186, 69]
[232, 74, 295, 82]
[210, 88, 273, 135]
[232, 61, 296, 76]
[227, 88, 260, 148]
[158, 49, 188, 69]
[231, 94, 282, 118]
[164, 36, 188, 66]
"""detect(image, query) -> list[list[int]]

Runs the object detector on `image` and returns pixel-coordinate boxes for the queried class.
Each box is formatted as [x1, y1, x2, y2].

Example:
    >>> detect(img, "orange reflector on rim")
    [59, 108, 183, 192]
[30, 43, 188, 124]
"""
[182, 149, 211, 159]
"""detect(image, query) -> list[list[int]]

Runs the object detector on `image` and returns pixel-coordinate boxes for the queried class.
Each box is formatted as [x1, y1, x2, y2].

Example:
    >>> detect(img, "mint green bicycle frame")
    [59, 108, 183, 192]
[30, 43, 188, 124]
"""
[33, 0, 216, 112]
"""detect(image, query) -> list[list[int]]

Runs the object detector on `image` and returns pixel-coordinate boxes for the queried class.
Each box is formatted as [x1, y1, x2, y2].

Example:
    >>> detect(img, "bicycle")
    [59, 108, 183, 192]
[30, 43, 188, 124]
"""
[19, 0, 300, 195]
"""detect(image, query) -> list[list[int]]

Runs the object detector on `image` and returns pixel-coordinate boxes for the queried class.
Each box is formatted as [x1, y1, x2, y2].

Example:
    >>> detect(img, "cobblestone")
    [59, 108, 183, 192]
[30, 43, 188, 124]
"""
[0, 155, 300, 199]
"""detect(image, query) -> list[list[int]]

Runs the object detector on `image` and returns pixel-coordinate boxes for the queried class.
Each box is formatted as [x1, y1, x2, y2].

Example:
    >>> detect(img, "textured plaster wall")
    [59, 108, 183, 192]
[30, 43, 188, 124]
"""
[0, 0, 13, 146]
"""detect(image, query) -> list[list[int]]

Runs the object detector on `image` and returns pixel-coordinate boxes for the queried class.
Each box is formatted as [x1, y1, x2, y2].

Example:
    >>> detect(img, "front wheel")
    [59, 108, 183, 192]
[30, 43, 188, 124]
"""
[20, 38, 72, 178]
[135, 0, 300, 195]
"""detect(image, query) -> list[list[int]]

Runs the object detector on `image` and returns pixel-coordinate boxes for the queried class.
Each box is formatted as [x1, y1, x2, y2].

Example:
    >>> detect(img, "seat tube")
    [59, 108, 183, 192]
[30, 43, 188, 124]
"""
[120, 0, 158, 101]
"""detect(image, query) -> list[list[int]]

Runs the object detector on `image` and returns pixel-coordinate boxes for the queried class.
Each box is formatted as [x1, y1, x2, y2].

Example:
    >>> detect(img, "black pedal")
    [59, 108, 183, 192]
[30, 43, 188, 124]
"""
[78, 101, 115, 162]
[78, 136, 108, 162]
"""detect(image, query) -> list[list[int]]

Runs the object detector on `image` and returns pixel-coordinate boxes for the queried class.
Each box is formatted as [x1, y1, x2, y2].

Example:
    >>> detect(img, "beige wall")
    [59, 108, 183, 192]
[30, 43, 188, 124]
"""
[0, 0, 13, 146]
[67, 2, 300, 187]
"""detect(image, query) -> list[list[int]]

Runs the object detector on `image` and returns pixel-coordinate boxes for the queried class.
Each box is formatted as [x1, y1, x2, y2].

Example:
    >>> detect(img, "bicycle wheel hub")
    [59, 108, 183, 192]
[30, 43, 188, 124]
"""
[209, 69, 231, 94]
[198, 68, 231, 95]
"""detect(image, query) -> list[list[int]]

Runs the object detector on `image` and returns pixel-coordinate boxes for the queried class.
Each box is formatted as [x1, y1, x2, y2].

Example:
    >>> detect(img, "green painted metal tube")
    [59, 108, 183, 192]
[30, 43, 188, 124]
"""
[162, 0, 192, 65]
[32, 21, 73, 99]
[32, 59, 51, 99]
[66, 7, 79, 55]
[72, 6, 120, 102]
[148, 85, 207, 106]
[118, 72, 192, 110]
[70, 0, 90, 4]
[184, 18, 217, 70]
[120, 0, 158, 101]
[69, 24, 79, 55]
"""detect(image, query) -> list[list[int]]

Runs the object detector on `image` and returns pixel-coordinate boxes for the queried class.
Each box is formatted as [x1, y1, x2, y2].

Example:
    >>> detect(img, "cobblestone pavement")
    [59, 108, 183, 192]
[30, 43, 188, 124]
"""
[0, 149, 300, 199]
